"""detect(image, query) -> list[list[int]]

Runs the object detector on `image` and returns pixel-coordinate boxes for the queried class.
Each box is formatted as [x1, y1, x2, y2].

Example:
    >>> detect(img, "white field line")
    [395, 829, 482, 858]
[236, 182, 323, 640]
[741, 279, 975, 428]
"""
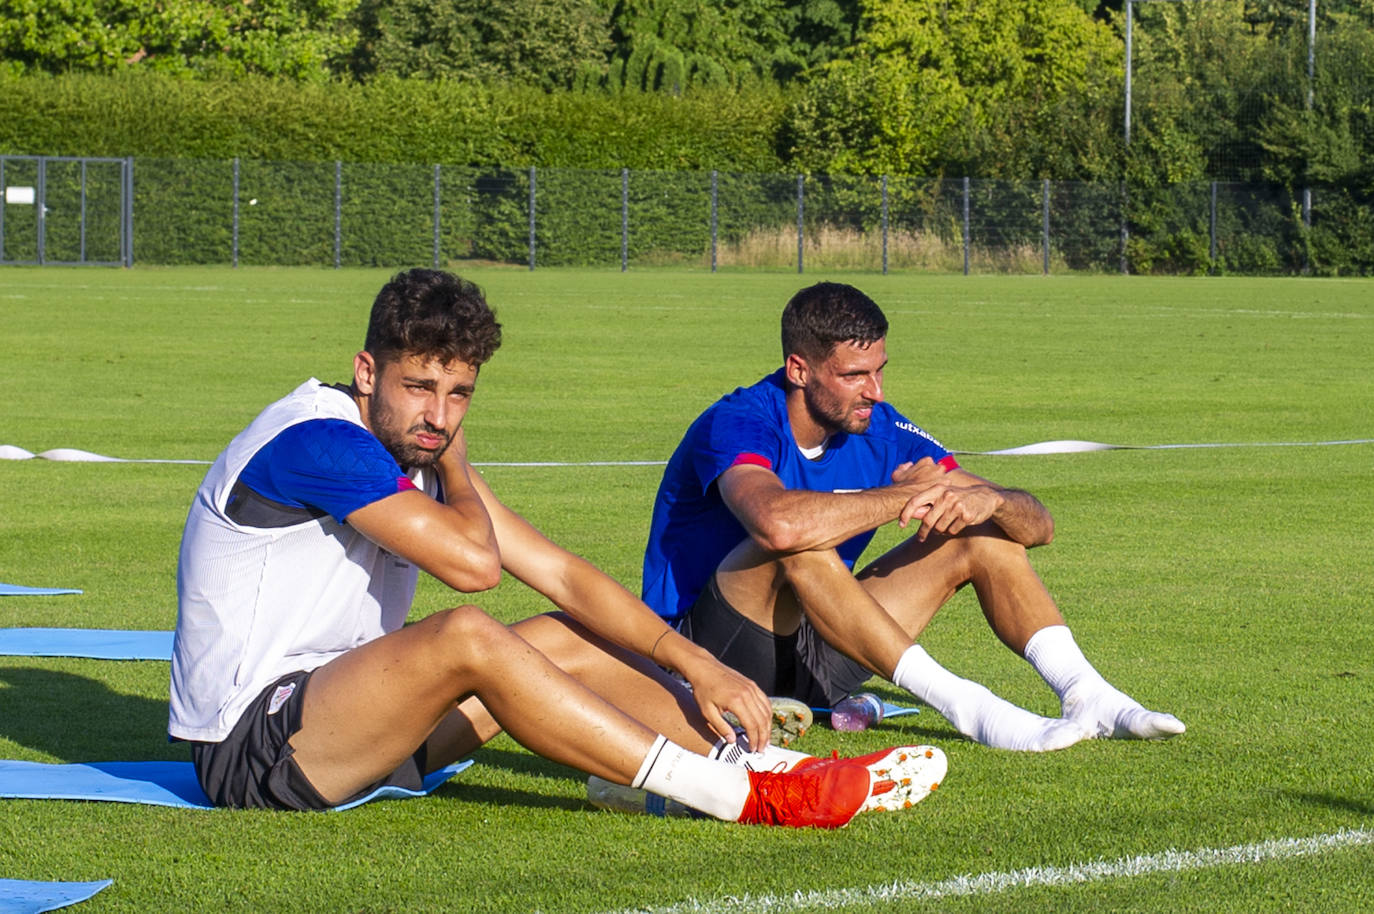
[597, 827, 1374, 914]
[1, 438, 1371, 467]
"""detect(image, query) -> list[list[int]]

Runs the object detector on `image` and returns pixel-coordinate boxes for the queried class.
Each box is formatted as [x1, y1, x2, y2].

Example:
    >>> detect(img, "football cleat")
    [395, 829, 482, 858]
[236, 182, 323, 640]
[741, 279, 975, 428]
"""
[769, 696, 814, 747]
[738, 744, 947, 828]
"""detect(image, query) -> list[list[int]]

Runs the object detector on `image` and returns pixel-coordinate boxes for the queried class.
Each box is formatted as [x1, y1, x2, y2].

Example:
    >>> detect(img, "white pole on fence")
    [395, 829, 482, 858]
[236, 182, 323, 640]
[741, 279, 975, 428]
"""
[433, 164, 441, 269]
[796, 174, 804, 274]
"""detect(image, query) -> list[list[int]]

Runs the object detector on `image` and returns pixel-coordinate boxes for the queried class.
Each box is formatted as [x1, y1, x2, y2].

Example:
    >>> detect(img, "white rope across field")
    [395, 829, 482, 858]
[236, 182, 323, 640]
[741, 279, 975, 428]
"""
[1, 438, 1370, 467]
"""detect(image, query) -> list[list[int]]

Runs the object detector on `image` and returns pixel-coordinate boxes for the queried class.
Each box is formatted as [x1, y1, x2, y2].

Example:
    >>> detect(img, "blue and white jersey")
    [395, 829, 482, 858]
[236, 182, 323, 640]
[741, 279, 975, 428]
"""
[170, 379, 439, 742]
[642, 370, 957, 621]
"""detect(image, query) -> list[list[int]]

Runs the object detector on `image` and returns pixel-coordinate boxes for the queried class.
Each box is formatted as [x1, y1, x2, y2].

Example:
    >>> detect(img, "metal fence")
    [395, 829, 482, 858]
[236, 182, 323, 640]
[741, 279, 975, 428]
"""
[2, 154, 1366, 274]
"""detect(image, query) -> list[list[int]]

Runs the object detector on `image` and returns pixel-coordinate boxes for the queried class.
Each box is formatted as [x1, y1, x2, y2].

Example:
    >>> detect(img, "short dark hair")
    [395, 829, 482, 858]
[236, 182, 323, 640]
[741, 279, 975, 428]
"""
[364, 269, 502, 368]
[780, 282, 888, 363]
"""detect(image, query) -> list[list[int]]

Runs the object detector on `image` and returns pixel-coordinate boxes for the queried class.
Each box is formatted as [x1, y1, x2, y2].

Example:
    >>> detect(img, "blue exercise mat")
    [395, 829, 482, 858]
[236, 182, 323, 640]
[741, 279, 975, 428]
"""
[0, 584, 81, 597]
[0, 759, 472, 812]
[0, 629, 172, 661]
[0, 877, 111, 914]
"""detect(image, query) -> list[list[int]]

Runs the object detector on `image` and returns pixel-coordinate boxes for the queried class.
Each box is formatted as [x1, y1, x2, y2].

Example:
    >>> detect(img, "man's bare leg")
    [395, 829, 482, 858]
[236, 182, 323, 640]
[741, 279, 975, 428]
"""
[288, 605, 757, 819]
[421, 613, 810, 777]
[714, 536, 1085, 751]
[860, 526, 1183, 740]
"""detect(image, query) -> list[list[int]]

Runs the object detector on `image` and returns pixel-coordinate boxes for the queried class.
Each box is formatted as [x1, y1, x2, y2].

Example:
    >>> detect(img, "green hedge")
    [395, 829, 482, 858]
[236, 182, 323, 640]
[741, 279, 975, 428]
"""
[0, 71, 790, 173]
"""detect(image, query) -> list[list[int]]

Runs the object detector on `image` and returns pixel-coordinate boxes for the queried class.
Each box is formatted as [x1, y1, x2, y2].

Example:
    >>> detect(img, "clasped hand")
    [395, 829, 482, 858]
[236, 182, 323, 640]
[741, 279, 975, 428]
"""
[892, 458, 1000, 540]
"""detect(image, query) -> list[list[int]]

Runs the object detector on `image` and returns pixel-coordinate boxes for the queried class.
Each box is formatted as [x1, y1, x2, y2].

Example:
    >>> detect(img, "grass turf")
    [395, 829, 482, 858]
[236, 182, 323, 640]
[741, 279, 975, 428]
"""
[0, 266, 1372, 912]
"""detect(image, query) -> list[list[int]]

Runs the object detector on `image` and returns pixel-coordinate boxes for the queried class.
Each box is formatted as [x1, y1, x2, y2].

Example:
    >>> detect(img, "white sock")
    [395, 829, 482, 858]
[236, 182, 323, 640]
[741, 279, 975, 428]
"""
[1023, 625, 1185, 740]
[633, 736, 751, 821]
[891, 644, 1085, 752]
[711, 733, 812, 772]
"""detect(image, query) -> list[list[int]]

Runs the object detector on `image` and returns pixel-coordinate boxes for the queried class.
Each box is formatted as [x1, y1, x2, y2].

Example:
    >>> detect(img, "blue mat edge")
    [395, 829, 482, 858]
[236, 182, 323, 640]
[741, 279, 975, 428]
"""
[0, 629, 172, 661]
[0, 877, 111, 913]
[0, 759, 473, 811]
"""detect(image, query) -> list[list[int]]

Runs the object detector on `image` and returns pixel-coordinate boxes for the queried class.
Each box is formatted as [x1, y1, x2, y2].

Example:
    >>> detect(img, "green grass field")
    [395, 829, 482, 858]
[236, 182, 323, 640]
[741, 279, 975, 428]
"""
[1, 267, 1372, 912]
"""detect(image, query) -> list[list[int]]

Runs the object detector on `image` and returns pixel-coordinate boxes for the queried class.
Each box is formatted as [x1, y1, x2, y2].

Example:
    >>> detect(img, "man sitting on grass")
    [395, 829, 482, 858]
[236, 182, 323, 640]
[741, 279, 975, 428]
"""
[642, 281, 1184, 751]
[169, 268, 945, 827]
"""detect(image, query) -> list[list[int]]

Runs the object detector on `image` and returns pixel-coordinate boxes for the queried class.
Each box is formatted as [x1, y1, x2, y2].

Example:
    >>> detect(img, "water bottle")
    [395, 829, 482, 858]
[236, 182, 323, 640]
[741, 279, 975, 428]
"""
[830, 692, 885, 732]
[586, 776, 704, 818]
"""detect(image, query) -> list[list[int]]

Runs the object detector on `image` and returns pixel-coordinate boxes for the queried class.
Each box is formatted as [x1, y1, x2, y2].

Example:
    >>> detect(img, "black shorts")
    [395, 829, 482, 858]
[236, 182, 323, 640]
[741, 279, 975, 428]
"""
[678, 575, 873, 708]
[189, 670, 427, 811]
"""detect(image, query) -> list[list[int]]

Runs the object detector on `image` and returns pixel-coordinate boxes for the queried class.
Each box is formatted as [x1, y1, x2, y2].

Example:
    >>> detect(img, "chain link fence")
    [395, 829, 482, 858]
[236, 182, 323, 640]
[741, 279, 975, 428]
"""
[4, 155, 1369, 274]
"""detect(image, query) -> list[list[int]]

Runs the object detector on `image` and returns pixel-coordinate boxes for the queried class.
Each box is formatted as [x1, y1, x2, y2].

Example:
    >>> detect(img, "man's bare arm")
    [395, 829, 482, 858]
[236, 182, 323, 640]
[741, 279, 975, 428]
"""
[466, 466, 773, 748]
[904, 466, 1054, 547]
[345, 430, 502, 593]
[717, 457, 949, 555]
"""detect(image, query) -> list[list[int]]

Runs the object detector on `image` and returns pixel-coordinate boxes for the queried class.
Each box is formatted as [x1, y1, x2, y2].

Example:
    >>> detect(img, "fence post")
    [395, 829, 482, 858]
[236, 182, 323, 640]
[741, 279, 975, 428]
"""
[36, 157, 46, 265]
[528, 166, 536, 271]
[1042, 178, 1050, 276]
[621, 167, 629, 272]
[333, 160, 342, 269]
[881, 175, 889, 275]
[796, 174, 804, 274]
[1302, 187, 1312, 275]
[232, 158, 240, 268]
[433, 164, 441, 269]
[1120, 181, 1129, 275]
[1209, 180, 1217, 274]
[124, 156, 134, 267]
[962, 177, 970, 276]
[0, 158, 6, 263]
[710, 170, 718, 273]
[79, 160, 88, 263]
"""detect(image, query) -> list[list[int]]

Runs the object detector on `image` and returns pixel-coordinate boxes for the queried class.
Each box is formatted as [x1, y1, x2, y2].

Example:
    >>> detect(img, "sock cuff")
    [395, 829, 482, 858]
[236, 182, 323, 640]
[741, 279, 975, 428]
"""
[1023, 624, 1075, 663]
[891, 643, 933, 689]
[1024, 624, 1099, 697]
[631, 735, 670, 790]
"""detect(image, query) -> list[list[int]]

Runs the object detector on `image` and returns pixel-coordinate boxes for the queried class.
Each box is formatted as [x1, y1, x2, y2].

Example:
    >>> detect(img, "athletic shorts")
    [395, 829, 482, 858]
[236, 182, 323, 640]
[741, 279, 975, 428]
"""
[189, 669, 427, 811]
[678, 575, 872, 708]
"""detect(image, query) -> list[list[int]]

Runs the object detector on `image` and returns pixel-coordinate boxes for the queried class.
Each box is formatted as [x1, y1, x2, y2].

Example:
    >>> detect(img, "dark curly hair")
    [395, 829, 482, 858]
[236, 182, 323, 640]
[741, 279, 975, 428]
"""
[780, 282, 888, 363]
[364, 269, 503, 368]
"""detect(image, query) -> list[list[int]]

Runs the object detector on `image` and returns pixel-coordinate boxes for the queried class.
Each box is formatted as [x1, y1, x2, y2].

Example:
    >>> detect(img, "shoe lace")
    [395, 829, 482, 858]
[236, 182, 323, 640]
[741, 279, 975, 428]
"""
[753, 768, 826, 826]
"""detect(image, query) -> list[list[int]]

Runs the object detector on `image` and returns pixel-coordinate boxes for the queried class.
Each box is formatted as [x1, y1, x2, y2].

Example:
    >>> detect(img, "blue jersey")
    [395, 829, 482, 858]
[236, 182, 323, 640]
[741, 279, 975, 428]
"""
[642, 370, 957, 621]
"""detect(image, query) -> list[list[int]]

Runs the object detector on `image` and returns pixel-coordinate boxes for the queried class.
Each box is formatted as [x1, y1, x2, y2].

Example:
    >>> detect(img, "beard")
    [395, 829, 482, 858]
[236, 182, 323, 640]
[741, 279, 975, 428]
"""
[803, 379, 873, 436]
[368, 397, 451, 469]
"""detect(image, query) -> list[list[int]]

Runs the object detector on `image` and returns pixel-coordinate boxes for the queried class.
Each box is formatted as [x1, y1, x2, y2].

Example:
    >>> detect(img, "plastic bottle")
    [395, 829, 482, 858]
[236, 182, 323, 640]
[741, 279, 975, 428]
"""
[829, 692, 885, 732]
[586, 776, 704, 818]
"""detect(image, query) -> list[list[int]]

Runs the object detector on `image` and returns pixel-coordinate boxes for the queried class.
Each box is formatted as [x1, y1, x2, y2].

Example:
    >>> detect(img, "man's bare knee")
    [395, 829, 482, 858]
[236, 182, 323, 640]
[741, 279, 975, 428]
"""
[423, 604, 516, 673]
[776, 548, 849, 586]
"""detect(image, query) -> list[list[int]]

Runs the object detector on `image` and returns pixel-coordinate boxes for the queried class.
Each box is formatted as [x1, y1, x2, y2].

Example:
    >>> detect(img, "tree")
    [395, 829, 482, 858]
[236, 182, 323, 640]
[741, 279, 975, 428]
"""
[782, 0, 1121, 178]
[349, 0, 612, 89]
[602, 0, 798, 91]
[0, 0, 357, 80]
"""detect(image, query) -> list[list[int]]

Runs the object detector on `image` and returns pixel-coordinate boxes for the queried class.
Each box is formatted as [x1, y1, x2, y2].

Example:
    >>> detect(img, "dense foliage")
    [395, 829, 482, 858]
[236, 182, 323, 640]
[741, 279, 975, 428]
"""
[1, 0, 1371, 273]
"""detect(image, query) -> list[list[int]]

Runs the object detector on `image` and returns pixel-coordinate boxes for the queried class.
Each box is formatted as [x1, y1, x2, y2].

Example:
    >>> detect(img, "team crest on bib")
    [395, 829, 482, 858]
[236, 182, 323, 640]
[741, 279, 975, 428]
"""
[268, 681, 298, 715]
